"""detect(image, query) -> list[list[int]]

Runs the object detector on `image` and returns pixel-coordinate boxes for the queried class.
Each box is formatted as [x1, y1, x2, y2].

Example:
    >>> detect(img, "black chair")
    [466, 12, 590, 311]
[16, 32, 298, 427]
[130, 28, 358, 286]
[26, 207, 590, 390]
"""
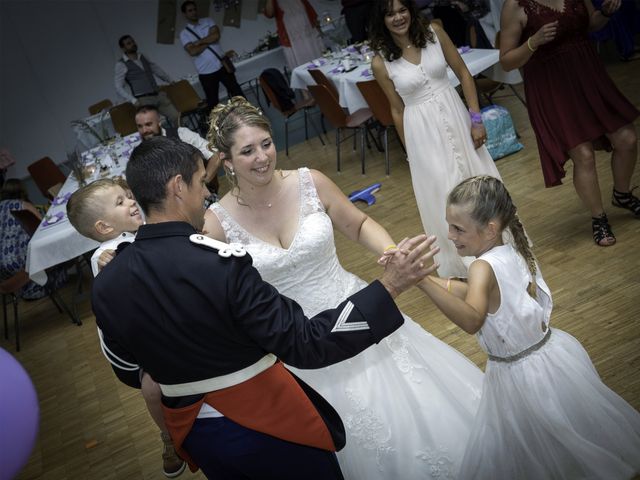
[4, 209, 83, 351]
[259, 69, 326, 156]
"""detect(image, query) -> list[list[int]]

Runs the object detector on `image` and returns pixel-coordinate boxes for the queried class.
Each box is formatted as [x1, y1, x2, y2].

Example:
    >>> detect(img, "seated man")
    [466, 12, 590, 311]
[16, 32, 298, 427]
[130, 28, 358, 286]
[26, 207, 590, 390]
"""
[92, 136, 438, 479]
[135, 105, 220, 194]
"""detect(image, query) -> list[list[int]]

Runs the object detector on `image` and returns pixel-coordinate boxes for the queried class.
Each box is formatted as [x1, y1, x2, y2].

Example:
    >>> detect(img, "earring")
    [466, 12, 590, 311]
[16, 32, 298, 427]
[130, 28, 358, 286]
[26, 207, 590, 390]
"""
[229, 168, 235, 176]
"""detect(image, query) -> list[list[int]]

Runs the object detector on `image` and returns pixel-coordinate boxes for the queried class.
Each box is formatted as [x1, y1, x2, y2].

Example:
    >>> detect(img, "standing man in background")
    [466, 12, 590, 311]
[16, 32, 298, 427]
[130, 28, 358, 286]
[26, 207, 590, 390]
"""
[179, 0, 244, 110]
[115, 35, 180, 127]
[341, 0, 374, 43]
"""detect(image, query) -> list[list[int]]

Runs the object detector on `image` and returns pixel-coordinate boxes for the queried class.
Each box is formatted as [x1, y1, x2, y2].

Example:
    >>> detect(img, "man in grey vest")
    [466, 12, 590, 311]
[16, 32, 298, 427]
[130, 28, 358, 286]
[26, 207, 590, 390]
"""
[115, 35, 180, 127]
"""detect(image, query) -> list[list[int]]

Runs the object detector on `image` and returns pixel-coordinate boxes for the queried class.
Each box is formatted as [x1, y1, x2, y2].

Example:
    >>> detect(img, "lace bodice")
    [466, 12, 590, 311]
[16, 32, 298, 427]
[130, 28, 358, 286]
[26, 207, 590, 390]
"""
[474, 245, 553, 358]
[210, 168, 366, 316]
[383, 27, 453, 108]
[518, 0, 590, 61]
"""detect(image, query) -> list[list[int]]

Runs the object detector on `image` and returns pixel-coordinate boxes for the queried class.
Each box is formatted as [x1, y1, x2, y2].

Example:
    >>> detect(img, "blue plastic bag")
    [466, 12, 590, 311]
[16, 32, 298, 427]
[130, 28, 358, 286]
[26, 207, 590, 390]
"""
[481, 105, 523, 161]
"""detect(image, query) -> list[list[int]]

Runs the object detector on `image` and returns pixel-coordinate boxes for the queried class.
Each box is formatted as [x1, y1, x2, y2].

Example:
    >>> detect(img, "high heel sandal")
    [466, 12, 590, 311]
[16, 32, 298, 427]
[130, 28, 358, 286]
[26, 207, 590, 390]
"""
[612, 187, 640, 218]
[592, 213, 616, 247]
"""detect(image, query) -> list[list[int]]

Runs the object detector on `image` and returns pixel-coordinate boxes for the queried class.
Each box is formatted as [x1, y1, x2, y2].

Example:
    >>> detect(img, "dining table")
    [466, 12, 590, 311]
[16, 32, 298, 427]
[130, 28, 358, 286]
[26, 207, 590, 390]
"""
[26, 133, 141, 286]
[290, 46, 502, 114]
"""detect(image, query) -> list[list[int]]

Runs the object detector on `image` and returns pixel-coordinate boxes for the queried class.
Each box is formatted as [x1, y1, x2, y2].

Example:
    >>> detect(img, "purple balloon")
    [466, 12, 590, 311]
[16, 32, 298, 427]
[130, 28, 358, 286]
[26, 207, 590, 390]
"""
[0, 348, 40, 480]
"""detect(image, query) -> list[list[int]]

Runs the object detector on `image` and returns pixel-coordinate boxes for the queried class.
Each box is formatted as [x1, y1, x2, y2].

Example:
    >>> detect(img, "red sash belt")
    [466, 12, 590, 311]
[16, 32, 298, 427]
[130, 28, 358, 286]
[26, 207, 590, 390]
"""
[161, 362, 336, 472]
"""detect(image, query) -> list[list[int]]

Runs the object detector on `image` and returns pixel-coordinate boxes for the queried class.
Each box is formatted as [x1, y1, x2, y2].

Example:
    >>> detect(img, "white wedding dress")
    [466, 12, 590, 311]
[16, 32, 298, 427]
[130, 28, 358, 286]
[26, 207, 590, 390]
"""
[383, 27, 502, 278]
[210, 168, 483, 479]
[459, 244, 640, 479]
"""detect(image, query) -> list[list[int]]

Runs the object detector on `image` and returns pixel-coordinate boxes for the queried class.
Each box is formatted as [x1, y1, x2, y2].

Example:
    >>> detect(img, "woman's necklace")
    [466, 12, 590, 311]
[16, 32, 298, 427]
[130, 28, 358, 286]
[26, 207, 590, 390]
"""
[237, 173, 284, 209]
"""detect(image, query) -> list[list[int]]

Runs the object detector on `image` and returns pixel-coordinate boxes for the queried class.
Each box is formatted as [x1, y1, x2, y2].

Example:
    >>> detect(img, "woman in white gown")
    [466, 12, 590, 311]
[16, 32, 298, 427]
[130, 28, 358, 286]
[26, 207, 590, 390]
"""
[418, 176, 640, 479]
[203, 97, 483, 479]
[370, 0, 502, 278]
[263, 0, 326, 71]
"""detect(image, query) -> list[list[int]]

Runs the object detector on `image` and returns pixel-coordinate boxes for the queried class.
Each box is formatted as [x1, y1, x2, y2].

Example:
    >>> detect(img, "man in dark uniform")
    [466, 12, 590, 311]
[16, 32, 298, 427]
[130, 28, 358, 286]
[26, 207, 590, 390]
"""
[92, 136, 438, 479]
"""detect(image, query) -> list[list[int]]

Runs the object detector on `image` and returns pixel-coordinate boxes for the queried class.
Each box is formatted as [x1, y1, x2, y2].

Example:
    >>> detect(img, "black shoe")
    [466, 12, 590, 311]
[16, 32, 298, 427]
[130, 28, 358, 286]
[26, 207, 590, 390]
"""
[612, 188, 640, 218]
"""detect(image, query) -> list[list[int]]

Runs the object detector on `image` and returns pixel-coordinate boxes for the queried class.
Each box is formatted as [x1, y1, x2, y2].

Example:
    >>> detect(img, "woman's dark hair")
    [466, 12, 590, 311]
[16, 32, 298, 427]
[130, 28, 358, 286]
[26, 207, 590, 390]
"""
[369, 0, 435, 62]
[181, 0, 196, 13]
[0, 178, 29, 201]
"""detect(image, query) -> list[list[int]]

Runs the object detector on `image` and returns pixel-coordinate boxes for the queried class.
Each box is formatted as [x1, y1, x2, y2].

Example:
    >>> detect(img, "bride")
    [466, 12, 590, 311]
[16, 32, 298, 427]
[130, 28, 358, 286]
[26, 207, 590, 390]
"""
[203, 97, 483, 479]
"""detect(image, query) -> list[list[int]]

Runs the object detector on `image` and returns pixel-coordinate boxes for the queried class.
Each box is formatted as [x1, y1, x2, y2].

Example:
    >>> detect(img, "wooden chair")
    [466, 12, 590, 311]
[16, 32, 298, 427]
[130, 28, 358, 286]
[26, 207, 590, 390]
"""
[109, 102, 138, 136]
[308, 69, 340, 101]
[356, 80, 400, 175]
[259, 73, 326, 156]
[27, 157, 66, 201]
[307, 84, 374, 174]
[88, 99, 113, 115]
[162, 80, 209, 135]
[2, 209, 81, 351]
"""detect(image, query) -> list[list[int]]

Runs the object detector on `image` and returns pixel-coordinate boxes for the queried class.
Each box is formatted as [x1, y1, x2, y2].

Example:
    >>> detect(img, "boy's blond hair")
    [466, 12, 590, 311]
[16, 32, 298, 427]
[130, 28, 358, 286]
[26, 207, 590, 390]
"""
[67, 178, 129, 242]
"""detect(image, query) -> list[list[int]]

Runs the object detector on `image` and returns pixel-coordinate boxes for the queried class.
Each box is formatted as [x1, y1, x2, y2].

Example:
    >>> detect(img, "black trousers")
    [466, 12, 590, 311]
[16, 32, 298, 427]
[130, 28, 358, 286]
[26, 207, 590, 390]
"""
[199, 67, 245, 109]
[344, 2, 372, 43]
[183, 417, 345, 480]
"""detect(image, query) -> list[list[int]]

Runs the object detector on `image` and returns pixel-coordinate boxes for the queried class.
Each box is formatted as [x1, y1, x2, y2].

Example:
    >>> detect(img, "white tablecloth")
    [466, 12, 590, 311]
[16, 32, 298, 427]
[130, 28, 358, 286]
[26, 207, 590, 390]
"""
[26, 133, 141, 285]
[291, 48, 503, 114]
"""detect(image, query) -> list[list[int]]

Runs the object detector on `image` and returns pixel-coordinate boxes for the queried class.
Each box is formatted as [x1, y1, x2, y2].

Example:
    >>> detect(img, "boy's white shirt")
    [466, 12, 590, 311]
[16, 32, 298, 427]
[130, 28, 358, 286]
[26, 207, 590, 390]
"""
[91, 231, 137, 277]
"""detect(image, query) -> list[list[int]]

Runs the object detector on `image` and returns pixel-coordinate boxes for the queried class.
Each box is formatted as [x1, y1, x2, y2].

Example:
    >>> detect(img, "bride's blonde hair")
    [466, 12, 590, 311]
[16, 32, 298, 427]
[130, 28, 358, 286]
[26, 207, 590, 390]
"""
[207, 97, 273, 189]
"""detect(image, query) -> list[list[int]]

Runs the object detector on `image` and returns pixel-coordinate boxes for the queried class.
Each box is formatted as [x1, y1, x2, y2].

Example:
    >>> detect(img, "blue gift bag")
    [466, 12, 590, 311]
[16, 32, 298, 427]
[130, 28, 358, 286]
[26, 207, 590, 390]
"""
[481, 105, 523, 161]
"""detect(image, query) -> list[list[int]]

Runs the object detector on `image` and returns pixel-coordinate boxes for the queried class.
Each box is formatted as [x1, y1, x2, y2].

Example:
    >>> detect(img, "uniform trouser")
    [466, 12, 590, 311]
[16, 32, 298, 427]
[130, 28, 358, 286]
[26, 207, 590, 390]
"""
[137, 91, 180, 127]
[199, 67, 245, 110]
[182, 416, 345, 480]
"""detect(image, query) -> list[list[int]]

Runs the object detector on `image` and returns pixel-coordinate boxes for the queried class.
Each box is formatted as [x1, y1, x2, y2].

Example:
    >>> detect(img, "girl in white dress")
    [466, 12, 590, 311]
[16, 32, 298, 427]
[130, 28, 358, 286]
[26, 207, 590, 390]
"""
[203, 97, 484, 479]
[415, 175, 640, 479]
[370, 0, 502, 278]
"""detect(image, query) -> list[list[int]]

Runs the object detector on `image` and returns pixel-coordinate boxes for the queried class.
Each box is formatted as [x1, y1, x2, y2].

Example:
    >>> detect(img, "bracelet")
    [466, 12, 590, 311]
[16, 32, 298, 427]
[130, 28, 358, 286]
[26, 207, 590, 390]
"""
[599, 8, 612, 17]
[446, 278, 452, 293]
[383, 244, 397, 252]
[527, 37, 537, 52]
[468, 109, 483, 125]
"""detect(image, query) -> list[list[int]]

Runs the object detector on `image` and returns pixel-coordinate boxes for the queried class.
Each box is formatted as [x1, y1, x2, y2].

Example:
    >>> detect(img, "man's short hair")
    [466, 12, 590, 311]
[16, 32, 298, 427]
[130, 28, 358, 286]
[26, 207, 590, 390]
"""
[126, 136, 202, 214]
[135, 104, 160, 116]
[67, 178, 125, 241]
[118, 35, 133, 48]
[181, 0, 197, 13]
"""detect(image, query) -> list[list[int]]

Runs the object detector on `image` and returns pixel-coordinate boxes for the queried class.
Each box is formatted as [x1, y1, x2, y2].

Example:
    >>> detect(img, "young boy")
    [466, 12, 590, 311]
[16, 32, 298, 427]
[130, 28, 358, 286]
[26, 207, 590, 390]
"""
[67, 178, 186, 478]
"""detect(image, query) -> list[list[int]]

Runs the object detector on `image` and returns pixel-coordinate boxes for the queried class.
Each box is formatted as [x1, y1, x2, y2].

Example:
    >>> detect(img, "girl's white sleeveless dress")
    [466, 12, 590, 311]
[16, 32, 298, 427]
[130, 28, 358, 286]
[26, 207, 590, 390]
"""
[211, 168, 483, 479]
[460, 244, 640, 479]
[383, 28, 501, 278]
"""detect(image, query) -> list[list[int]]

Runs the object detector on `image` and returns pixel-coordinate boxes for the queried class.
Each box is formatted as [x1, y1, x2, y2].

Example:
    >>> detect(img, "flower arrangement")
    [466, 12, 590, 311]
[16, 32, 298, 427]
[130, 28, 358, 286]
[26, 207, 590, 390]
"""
[71, 109, 112, 145]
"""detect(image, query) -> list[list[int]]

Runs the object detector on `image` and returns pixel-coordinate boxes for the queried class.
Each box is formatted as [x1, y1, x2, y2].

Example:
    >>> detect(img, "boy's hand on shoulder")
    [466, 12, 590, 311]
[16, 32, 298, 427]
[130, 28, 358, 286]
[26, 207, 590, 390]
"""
[97, 249, 116, 272]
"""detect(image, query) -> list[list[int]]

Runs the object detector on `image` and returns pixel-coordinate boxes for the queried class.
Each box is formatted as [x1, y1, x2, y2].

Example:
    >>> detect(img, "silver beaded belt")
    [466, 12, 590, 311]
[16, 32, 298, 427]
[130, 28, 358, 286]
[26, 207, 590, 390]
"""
[487, 329, 551, 363]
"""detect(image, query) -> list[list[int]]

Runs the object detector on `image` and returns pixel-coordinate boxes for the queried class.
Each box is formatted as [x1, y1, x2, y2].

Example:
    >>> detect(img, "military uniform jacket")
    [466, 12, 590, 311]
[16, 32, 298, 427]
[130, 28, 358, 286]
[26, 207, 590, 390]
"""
[92, 221, 404, 461]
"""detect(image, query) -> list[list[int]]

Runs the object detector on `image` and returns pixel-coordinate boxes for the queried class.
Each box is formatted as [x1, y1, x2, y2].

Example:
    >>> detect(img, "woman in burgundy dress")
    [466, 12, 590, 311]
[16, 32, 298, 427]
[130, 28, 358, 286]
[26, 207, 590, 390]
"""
[500, 0, 639, 246]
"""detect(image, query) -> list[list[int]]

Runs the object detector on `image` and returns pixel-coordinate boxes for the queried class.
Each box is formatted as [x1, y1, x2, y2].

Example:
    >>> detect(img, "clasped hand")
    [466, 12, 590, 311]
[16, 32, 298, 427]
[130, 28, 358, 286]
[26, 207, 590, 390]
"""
[379, 234, 439, 298]
[600, 0, 621, 16]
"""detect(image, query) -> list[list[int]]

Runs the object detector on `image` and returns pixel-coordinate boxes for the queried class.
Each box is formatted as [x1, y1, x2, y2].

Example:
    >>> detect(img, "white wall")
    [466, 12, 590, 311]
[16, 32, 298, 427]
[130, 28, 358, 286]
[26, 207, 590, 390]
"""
[0, 0, 341, 178]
